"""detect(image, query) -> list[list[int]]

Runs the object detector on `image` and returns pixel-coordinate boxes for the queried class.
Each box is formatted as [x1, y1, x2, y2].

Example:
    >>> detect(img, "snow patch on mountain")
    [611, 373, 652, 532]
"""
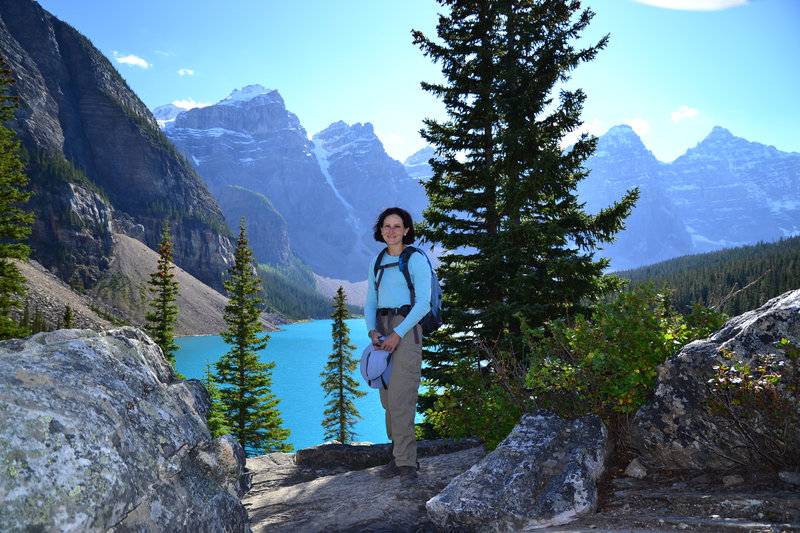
[153, 104, 184, 129]
[311, 140, 360, 233]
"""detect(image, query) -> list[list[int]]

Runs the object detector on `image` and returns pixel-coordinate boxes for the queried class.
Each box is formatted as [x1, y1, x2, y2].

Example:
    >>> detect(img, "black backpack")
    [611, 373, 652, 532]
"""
[373, 246, 443, 336]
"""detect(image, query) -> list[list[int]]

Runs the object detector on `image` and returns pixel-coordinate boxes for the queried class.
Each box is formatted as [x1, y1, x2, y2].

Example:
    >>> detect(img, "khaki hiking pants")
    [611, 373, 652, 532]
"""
[376, 312, 422, 468]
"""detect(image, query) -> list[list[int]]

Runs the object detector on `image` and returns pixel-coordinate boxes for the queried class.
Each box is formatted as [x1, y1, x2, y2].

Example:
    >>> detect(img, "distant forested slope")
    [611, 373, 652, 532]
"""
[257, 262, 363, 321]
[616, 236, 800, 317]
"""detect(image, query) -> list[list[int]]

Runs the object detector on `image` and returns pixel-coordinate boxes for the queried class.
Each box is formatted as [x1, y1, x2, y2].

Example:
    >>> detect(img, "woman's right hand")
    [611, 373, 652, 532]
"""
[369, 330, 383, 346]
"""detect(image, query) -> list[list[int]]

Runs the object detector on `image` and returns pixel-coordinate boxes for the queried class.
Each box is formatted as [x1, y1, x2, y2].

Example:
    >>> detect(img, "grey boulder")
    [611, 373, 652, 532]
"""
[629, 289, 800, 470]
[0, 327, 250, 532]
[426, 410, 612, 531]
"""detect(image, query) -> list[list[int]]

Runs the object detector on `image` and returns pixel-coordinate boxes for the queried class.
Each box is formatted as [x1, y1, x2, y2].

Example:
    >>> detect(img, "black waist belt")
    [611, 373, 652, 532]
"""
[378, 305, 411, 317]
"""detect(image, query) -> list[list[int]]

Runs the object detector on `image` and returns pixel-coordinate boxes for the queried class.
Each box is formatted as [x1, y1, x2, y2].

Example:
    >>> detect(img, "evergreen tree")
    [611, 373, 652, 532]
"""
[0, 57, 33, 340]
[145, 222, 179, 366]
[30, 304, 46, 334]
[202, 361, 230, 439]
[412, 1, 638, 389]
[320, 286, 366, 444]
[215, 218, 291, 455]
[62, 304, 73, 329]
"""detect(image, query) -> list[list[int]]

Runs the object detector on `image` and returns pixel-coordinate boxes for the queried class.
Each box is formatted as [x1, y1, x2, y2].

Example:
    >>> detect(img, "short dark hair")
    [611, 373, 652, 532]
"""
[373, 207, 415, 244]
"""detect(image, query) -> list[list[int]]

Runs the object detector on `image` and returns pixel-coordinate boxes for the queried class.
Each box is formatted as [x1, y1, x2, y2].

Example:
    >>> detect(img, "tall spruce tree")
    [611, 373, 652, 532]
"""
[0, 57, 33, 340]
[320, 286, 365, 444]
[413, 2, 639, 389]
[215, 218, 291, 455]
[145, 222, 179, 366]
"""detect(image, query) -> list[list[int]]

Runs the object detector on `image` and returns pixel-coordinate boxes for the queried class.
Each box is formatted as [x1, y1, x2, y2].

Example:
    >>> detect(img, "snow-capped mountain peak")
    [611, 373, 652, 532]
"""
[600, 124, 652, 153]
[152, 103, 185, 129]
[219, 84, 281, 106]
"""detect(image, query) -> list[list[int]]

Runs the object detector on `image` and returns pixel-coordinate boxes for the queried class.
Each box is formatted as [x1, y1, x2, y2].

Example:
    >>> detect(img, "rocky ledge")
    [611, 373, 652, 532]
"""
[243, 440, 799, 533]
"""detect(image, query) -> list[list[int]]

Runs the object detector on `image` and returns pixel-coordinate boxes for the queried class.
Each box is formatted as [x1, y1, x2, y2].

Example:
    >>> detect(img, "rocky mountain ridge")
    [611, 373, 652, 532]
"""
[159, 85, 427, 283]
[581, 124, 800, 270]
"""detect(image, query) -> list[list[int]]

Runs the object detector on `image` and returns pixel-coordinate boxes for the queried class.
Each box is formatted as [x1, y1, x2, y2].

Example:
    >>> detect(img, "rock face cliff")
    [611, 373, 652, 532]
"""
[0, 0, 233, 292]
[0, 327, 251, 532]
[214, 185, 294, 268]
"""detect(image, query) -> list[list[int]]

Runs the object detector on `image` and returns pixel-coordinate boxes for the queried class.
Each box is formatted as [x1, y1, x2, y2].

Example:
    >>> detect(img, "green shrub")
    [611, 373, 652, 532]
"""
[422, 284, 726, 449]
[524, 284, 725, 438]
[424, 347, 531, 450]
[706, 339, 800, 468]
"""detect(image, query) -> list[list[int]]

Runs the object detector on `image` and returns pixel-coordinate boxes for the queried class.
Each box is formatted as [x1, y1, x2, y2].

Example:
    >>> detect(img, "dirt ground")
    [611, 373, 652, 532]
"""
[546, 450, 800, 532]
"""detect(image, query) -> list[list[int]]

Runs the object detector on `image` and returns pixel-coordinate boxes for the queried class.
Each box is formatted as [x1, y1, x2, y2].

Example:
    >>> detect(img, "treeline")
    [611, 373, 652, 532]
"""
[21, 145, 106, 198]
[257, 260, 362, 320]
[617, 236, 800, 316]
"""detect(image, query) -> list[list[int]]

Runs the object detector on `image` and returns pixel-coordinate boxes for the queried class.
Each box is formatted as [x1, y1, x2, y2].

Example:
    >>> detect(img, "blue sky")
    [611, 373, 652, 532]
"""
[34, 0, 800, 163]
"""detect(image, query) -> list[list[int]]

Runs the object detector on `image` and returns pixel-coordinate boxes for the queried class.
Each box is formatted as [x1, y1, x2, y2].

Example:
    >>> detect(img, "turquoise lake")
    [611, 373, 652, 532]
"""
[175, 319, 393, 451]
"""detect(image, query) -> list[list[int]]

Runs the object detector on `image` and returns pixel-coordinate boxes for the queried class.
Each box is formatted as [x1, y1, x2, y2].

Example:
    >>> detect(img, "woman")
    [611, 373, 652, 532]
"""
[365, 207, 431, 482]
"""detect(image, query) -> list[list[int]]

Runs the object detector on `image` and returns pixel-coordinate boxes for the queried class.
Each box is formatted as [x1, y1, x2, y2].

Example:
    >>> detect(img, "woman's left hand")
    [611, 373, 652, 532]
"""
[379, 332, 401, 352]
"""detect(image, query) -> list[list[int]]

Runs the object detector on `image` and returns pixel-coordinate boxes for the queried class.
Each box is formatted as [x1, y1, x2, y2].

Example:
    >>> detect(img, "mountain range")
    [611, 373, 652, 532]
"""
[580, 124, 800, 270]
[157, 87, 800, 282]
[157, 85, 426, 283]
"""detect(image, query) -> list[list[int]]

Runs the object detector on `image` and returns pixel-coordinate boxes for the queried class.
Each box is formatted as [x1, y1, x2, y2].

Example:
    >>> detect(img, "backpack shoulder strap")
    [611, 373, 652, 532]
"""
[373, 248, 401, 291]
[398, 246, 418, 305]
[373, 248, 388, 279]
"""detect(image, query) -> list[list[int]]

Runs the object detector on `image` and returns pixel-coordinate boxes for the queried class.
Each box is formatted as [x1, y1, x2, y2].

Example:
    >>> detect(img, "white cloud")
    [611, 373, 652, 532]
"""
[113, 52, 151, 69]
[177, 68, 195, 76]
[624, 117, 651, 136]
[631, 0, 747, 10]
[670, 105, 700, 122]
[172, 98, 210, 110]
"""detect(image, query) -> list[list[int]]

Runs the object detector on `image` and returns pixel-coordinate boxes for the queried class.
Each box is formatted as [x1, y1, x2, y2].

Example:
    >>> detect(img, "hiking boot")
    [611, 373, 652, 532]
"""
[378, 458, 399, 478]
[398, 466, 418, 482]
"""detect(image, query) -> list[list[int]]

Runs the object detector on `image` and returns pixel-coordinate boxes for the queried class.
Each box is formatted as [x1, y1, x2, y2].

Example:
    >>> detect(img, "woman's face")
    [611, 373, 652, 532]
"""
[381, 214, 407, 246]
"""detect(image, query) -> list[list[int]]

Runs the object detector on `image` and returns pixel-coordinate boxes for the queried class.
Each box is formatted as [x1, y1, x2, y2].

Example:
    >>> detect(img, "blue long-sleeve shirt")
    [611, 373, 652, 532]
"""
[365, 248, 432, 339]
